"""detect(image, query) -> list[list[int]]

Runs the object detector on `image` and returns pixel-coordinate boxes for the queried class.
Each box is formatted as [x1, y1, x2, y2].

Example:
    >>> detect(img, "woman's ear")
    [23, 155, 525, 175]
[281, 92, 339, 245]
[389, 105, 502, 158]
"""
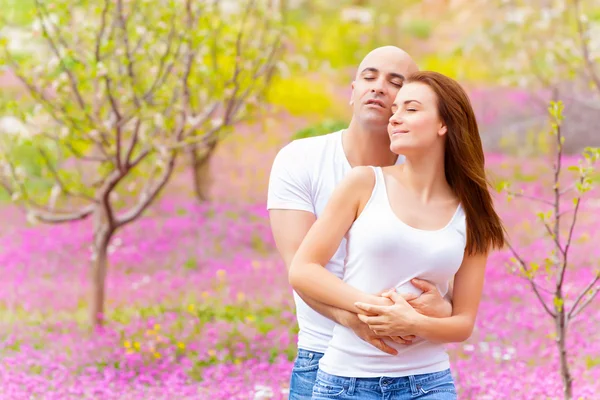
[438, 124, 447, 137]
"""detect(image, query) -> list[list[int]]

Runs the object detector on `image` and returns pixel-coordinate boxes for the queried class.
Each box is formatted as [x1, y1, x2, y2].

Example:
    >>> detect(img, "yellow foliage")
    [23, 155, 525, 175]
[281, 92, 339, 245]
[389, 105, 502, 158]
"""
[419, 54, 491, 83]
[266, 75, 340, 117]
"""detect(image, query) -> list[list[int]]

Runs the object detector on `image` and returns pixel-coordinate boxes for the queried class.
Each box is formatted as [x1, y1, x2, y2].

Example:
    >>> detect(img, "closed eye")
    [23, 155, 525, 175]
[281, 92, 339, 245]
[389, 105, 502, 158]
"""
[407, 108, 417, 112]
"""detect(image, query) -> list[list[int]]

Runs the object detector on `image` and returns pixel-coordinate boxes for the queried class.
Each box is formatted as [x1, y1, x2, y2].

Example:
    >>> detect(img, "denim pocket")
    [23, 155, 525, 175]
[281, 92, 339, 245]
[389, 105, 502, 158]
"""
[292, 352, 321, 372]
[312, 379, 345, 397]
[416, 370, 457, 397]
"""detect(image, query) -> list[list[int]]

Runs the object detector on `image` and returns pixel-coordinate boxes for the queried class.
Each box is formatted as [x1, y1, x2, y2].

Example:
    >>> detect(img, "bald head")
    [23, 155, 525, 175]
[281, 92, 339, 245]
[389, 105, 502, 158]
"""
[348, 46, 419, 132]
[356, 46, 419, 80]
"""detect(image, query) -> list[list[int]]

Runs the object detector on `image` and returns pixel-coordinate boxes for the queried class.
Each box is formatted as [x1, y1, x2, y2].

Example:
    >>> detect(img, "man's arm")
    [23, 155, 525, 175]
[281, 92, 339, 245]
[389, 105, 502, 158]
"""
[270, 208, 402, 353]
[269, 208, 356, 326]
[355, 251, 488, 343]
[266, 146, 402, 353]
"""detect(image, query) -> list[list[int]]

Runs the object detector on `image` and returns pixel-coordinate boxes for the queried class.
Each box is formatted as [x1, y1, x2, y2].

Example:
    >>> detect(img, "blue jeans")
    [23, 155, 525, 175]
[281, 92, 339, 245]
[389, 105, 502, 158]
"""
[311, 368, 457, 399]
[289, 348, 325, 399]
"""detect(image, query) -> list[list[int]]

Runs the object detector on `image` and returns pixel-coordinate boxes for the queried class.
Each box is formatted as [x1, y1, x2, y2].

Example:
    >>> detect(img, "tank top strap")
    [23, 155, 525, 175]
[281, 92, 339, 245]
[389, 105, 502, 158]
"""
[363, 166, 387, 210]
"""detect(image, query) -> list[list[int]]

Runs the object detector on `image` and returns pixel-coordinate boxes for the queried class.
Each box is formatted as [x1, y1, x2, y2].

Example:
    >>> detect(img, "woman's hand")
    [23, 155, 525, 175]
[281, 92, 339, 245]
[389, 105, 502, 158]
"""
[355, 291, 422, 337]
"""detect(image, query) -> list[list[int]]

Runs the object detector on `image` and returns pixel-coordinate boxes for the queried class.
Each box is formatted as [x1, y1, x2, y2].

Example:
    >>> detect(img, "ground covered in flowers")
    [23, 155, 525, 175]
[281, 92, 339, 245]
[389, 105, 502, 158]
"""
[1, 150, 599, 399]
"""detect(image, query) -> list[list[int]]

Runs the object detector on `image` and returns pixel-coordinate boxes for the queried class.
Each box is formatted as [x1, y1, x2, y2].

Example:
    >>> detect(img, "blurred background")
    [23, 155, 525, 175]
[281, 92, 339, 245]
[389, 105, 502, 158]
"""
[0, 0, 599, 399]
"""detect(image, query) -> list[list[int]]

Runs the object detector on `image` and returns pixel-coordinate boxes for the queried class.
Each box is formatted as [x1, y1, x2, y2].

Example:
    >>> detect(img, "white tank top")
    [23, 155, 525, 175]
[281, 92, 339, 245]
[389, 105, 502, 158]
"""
[318, 166, 467, 377]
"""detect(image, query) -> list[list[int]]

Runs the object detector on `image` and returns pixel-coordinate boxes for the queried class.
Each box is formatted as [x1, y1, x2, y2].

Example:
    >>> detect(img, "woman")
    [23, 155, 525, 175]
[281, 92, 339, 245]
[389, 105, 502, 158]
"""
[288, 71, 505, 399]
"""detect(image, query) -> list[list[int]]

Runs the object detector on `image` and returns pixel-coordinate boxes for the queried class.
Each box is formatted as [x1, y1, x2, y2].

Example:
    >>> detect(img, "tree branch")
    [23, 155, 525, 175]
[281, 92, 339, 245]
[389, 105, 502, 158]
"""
[573, 0, 600, 94]
[103, 76, 126, 171]
[142, 12, 180, 103]
[2, 55, 90, 138]
[509, 191, 554, 206]
[128, 147, 151, 170]
[569, 286, 599, 320]
[124, 117, 142, 166]
[116, 0, 142, 109]
[95, 0, 111, 62]
[543, 221, 566, 256]
[96, 169, 126, 230]
[1, 169, 94, 223]
[559, 182, 576, 196]
[40, 132, 108, 163]
[116, 152, 177, 228]
[37, 147, 98, 204]
[507, 241, 556, 318]
[31, 204, 96, 224]
[568, 273, 600, 319]
[180, 0, 197, 123]
[560, 191, 583, 287]
[552, 108, 569, 290]
[33, 0, 89, 114]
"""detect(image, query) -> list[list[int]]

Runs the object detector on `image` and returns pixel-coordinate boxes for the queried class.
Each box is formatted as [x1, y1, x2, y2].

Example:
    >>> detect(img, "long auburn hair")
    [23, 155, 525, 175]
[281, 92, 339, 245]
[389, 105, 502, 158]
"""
[405, 71, 506, 255]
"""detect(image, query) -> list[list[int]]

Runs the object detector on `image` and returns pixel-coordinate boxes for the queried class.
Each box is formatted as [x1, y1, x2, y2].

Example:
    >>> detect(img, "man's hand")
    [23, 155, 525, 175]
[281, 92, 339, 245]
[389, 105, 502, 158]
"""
[401, 279, 452, 318]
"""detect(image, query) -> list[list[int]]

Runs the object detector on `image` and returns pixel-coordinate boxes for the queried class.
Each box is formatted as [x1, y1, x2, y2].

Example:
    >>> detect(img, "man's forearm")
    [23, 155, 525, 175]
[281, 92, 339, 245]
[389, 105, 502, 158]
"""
[295, 290, 354, 327]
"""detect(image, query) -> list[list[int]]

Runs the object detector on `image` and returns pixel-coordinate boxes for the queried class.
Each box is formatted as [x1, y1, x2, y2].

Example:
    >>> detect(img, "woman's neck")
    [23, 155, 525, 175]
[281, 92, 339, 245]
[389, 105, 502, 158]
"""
[399, 150, 452, 202]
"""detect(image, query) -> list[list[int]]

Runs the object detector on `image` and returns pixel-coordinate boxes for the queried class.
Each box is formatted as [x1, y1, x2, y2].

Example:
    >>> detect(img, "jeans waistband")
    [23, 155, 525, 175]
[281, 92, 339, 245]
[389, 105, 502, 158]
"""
[316, 368, 453, 391]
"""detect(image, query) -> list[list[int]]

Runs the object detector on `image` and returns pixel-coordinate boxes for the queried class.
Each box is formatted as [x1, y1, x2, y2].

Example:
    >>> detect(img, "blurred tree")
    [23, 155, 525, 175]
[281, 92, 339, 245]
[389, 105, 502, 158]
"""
[264, 0, 472, 120]
[0, 0, 283, 328]
[186, 1, 283, 202]
[292, 119, 347, 140]
[471, 1, 600, 398]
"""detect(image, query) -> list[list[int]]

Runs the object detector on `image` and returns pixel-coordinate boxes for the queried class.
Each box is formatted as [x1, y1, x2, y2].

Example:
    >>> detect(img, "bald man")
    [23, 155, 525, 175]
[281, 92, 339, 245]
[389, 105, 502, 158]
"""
[267, 47, 453, 399]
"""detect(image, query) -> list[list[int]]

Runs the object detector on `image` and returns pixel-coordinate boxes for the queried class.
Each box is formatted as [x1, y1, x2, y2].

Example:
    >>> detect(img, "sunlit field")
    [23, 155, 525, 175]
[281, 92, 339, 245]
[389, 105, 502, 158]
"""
[1, 120, 599, 399]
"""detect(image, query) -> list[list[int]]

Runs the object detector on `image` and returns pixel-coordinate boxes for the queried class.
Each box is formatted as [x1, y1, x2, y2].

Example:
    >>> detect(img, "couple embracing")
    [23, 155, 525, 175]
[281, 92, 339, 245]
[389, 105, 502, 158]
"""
[267, 46, 505, 400]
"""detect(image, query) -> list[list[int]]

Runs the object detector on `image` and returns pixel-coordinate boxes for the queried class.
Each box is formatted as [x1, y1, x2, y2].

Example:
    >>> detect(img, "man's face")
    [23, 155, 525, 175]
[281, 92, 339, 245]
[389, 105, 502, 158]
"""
[350, 50, 417, 131]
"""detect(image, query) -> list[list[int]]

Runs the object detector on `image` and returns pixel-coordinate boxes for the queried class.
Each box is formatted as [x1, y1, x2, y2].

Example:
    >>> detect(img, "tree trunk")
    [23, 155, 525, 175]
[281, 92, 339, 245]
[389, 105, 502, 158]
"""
[556, 307, 573, 400]
[90, 222, 114, 329]
[189, 140, 218, 203]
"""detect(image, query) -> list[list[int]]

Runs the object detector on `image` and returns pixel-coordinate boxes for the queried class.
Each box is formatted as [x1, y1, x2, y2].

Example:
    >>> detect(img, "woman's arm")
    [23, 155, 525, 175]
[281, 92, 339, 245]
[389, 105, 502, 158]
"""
[355, 251, 488, 343]
[288, 166, 388, 314]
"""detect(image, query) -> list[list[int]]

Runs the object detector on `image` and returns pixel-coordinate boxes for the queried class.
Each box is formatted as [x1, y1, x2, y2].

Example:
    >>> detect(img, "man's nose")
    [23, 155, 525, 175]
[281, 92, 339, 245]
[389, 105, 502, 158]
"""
[371, 79, 385, 94]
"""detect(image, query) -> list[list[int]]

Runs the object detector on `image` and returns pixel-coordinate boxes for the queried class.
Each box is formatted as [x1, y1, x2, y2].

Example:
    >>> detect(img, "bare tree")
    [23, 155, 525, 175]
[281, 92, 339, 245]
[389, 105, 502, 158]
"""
[0, 0, 284, 328]
[473, 0, 600, 398]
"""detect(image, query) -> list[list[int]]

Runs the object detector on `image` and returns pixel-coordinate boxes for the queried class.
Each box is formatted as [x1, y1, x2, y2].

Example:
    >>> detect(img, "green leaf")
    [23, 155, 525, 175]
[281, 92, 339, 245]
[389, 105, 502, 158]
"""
[553, 296, 564, 312]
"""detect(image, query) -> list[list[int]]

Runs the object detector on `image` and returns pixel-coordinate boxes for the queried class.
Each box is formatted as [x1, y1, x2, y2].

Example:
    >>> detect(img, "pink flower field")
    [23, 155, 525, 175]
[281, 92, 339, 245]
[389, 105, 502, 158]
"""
[1, 127, 599, 399]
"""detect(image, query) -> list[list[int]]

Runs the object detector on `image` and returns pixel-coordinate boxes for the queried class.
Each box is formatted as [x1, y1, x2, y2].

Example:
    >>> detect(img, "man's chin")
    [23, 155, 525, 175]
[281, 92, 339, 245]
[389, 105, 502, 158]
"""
[360, 118, 389, 131]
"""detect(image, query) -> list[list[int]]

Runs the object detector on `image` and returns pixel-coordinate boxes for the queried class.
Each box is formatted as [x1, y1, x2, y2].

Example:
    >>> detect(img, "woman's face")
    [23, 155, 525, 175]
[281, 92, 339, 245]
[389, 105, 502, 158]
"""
[387, 82, 447, 156]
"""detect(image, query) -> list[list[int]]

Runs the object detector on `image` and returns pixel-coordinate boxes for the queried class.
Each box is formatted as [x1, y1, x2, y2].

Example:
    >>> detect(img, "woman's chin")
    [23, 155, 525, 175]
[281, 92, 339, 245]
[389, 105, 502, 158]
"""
[390, 143, 410, 155]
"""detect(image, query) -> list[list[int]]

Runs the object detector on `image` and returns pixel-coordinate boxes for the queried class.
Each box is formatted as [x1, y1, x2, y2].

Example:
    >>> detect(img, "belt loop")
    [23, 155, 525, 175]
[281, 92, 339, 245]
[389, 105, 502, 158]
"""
[408, 375, 419, 395]
[346, 377, 356, 395]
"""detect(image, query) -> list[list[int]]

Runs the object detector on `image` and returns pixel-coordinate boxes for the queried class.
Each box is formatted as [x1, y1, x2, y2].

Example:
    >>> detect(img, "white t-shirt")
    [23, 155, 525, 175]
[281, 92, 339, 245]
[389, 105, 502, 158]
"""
[318, 166, 466, 377]
[266, 129, 404, 353]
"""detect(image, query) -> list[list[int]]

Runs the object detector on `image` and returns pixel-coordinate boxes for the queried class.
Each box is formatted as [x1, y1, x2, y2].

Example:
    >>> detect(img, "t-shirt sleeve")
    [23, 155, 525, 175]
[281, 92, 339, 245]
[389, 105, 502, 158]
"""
[267, 141, 314, 214]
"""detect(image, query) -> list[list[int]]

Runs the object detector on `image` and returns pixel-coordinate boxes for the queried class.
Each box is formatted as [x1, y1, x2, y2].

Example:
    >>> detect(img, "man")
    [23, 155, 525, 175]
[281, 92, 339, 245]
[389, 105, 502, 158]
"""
[267, 46, 453, 399]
